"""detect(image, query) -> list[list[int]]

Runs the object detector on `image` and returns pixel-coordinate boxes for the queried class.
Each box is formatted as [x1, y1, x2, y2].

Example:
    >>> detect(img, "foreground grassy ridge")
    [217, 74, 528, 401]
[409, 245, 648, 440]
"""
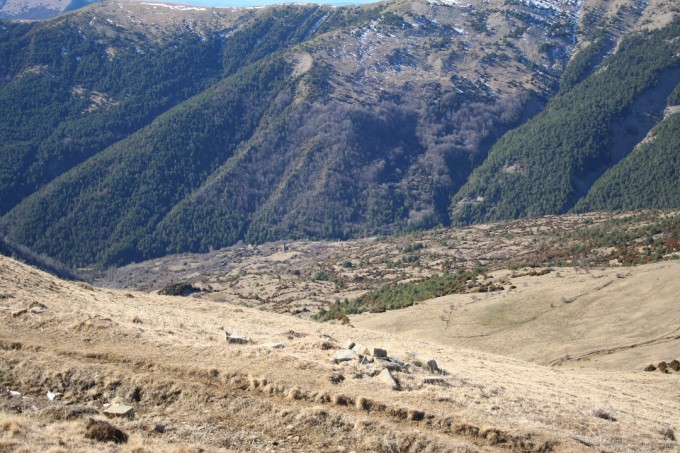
[2, 252, 679, 451]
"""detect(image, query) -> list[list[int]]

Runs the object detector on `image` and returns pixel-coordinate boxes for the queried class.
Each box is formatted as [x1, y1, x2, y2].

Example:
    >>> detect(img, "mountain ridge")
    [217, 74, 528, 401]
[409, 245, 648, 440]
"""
[0, 0, 678, 268]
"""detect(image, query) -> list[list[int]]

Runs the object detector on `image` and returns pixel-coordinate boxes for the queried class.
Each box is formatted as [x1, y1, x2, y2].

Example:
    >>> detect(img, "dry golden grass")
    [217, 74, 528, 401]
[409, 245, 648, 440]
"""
[1, 252, 679, 452]
[352, 260, 680, 371]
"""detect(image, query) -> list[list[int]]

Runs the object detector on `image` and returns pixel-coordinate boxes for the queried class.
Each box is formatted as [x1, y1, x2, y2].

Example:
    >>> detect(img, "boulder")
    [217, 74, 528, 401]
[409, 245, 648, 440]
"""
[376, 369, 400, 390]
[331, 349, 357, 363]
[372, 348, 388, 358]
[351, 343, 369, 355]
[225, 332, 250, 344]
[669, 360, 680, 371]
[103, 403, 134, 420]
[346, 340, 356, 350]
[644, 364, 656, 372]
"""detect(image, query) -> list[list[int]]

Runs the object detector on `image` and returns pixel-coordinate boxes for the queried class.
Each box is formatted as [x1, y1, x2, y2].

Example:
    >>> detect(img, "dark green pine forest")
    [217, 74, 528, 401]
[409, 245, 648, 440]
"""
[450, 21, 680, 223]
[0, 1, 679, 269]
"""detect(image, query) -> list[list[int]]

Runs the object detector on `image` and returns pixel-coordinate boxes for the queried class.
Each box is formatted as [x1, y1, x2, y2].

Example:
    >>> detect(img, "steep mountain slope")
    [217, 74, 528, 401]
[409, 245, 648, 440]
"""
[574, 97, 680, 211]
[0, 0, 581, 267]
[450, 15, 680, 223]
[0, 5, 252, 215]
[0, 0, 678, 269]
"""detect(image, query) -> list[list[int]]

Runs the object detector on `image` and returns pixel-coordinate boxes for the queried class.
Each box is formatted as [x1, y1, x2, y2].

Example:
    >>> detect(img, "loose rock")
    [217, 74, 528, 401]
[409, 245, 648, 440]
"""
[359, 363, 382, 377]
[373, 348, 387, 358]
[103, 403, 134, 420]
[376, 369, 400, 390]
[225, 332, 251, 344]
[331, 349, 357, 363]
[426, 359, 441, 374]
[351, 343, 369, 355]
[376, 356, 409, 372]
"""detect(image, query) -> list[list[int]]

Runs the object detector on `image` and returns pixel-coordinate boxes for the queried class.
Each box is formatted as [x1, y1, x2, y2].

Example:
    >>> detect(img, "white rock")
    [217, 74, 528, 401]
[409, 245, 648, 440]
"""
[9, 390, 21, 397]
[351, 343, 369, 355]
[331, 349, 357, 363]
[376, 369, 400, 390]
[226, 333, 251, 344]
[104, 403, 135, 419]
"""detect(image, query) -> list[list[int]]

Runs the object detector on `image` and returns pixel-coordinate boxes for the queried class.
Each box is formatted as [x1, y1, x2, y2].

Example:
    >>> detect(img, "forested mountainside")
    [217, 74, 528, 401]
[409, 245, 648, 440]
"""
[0, 0, 678, 269]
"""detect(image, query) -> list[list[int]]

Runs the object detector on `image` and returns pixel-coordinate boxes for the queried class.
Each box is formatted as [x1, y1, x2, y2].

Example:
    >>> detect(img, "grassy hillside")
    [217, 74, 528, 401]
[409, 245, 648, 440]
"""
[2, 249, 680, 451]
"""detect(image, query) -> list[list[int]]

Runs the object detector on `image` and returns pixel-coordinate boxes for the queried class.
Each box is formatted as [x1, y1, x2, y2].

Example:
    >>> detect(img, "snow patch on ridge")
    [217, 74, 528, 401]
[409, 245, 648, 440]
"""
[140, 3, 207, 11]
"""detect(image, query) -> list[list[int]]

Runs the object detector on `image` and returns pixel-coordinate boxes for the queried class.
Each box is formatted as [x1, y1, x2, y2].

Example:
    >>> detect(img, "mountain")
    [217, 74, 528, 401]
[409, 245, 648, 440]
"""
[0, 0, 678, 269]
[0, 0, 100, 20]
[450, 18, 680, 223]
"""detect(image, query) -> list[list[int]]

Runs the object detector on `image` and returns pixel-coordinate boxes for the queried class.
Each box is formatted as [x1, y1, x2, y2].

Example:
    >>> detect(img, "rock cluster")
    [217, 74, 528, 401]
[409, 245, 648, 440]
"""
[329, 340, 446, 391]
[644, 360, 680, 373]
